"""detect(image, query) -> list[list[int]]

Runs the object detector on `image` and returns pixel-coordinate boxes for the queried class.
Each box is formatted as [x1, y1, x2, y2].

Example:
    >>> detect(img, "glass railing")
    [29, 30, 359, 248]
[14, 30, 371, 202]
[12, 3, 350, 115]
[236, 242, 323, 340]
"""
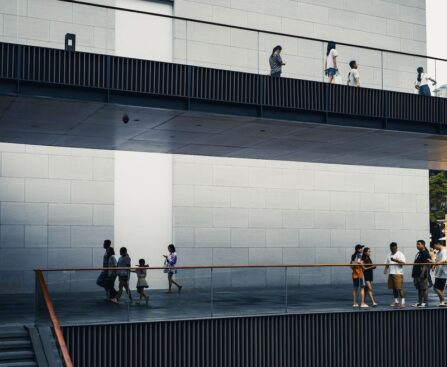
[32, 262, 447, 328]
[2, 0, 446, 97]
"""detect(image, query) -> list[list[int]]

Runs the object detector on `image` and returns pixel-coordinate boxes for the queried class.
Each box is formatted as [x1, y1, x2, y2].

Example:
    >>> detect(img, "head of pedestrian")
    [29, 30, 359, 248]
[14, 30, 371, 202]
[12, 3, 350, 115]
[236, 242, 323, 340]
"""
[434, 240, 445, 251]
[416, 239, 426, 251]
[168, 243, 176, 253]
[120, 247, 128, 256]
[349, 60, 357, 69]
[327, 41, 336, 56]
[271, 45, 282, 57]
[138, 258, 148, 267]
[103, 239, 111, 249]
[351, 244, 364, 261]
[390, 242, 398, 254]
[107, 247, 115, 256]
[362, 247, 371, 258]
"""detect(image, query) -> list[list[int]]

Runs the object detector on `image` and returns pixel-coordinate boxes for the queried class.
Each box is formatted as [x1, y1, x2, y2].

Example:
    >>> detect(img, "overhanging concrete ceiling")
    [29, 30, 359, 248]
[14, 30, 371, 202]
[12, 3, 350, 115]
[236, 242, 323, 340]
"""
[1, 95, 447, 170]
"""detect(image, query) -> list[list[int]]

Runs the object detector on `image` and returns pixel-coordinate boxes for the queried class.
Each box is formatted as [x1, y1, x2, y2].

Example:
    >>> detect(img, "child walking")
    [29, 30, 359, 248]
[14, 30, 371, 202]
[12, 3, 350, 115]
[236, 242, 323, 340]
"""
[134, 259, 149, 305]
[116, 247, 133, 303]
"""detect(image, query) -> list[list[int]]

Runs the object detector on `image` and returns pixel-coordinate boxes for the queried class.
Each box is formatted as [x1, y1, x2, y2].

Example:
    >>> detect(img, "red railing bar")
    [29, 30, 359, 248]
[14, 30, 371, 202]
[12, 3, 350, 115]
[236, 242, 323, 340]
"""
[35, 270, 74, 367]
[35, 262, 442, 272]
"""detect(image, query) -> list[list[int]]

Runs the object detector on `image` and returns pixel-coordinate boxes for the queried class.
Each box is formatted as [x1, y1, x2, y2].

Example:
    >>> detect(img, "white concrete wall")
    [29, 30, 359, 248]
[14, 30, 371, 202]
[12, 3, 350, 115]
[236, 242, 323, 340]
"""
[0, 144, 430, 292]
[114, 150, 173, 290]
[172, 154, 430, 286]
[173, 0, 427, 92]
[0, 142, 114, 293]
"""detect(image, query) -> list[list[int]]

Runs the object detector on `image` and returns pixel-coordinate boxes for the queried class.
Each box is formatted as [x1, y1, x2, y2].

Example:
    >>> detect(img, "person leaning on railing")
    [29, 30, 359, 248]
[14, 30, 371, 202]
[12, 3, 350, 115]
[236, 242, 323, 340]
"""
[415, 66, 436, 96]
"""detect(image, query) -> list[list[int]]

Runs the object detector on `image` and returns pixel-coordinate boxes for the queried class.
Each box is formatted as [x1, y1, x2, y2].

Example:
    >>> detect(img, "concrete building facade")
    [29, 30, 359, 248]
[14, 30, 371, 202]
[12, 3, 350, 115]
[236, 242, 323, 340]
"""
[0, 0, 433, 293]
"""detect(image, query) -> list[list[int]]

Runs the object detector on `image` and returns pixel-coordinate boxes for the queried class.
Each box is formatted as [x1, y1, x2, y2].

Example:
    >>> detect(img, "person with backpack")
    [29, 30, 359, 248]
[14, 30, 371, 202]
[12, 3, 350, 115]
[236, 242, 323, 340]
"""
[351, 244, 368, 308]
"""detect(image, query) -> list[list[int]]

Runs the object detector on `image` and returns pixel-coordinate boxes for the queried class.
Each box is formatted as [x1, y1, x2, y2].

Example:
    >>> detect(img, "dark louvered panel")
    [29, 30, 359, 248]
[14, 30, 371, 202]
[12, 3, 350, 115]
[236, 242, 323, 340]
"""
[64, 309, 447, 367]
[264, 77, 325, 111]
[191, 67, 259, 105]
[327, 84, 384, 118]
[110, 57, 187, 97]
[0, 42, 17, 79]
[21, 46, 107, 88]
[388, 91, 440, 123]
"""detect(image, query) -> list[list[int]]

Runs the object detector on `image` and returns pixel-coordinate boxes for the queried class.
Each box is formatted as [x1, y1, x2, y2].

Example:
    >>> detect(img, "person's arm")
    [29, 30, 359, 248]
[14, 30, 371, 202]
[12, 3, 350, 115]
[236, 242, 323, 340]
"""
[428, 77, 437, 85]
[390, 254, 405, 264]
[355, 72, 360, 87]
[333, 56, 337, 70]
[384, 265, 389, 274]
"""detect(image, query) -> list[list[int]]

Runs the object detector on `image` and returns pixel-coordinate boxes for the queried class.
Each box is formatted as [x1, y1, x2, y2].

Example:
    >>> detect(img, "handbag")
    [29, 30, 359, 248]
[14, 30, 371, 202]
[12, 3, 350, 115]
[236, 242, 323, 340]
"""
[163, 259, 168, 273]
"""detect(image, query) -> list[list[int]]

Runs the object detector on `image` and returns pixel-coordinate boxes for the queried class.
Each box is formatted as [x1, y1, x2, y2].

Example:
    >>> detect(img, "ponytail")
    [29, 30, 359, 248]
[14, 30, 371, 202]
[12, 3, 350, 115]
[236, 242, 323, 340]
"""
[417, 66, 423, 82]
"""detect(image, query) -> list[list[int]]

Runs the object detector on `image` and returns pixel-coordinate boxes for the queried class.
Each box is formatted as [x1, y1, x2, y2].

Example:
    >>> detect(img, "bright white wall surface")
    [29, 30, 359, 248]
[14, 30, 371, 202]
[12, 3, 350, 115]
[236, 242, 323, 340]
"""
[114, 150, 173, 289]
[173, 0, 427, 92]
[172, 154, 430, 286]
[115, 0, 173, 61]
[0, 143, 430, 292]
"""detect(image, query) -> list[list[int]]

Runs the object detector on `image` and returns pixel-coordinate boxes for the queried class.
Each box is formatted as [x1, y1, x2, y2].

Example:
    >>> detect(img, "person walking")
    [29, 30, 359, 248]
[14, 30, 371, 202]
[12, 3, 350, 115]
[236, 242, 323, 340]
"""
[415, 66, 436, 96]
[269, 45, 285, 78]
[433, 240, 447, 307]
[163, 244, 182, 293]
[384, 242, 406, 308]
[362, 247, 378, 307]
[96, 239, 114, 299]
[116, 247, 133, 303]
[106, 247, 118, 302]
[134, 258, 149, 305]
[324, 41, 338, 84]
[351, 244, 368, 308]
[347, 60, 360, 87]
[411, 240, 431, 308]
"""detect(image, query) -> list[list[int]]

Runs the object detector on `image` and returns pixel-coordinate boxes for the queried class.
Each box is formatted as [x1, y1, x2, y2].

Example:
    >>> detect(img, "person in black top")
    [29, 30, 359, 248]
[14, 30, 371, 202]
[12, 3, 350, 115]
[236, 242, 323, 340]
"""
[362, 247, 378, 307]
[411, 240, 431, 308]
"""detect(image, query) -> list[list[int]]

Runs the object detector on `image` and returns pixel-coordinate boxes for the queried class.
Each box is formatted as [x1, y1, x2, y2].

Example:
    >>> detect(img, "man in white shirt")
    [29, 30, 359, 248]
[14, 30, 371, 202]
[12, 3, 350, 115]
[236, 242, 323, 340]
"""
[347, 60, 360, 87]
[384, 242, 406, 308]
[433, 240, 447, 307]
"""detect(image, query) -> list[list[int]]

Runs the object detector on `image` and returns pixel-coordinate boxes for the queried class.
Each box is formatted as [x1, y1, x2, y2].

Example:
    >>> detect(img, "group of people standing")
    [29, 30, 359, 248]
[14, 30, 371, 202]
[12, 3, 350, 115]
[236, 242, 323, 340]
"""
[269, 41, 437, 95]
[96, 240, 183, 305]
[351, 240, 447, 308]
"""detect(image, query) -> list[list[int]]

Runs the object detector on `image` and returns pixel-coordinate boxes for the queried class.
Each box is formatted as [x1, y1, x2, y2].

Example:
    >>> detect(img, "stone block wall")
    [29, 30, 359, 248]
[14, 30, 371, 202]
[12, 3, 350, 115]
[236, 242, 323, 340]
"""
[0, 143, 114, 293]
[172, 154, 430, 287]
[173, 0, 427, 92]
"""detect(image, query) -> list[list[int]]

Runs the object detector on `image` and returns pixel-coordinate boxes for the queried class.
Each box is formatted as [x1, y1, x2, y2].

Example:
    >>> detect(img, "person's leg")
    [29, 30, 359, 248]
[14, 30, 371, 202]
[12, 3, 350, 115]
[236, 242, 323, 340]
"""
[421, 288, 428, 304]
[172, 277, 182, 291]
[167, 273, 173, 292]
[365, 281, 376, 304]
[360, 287, 366, 305]
[353, 286, 358, 306]
[116, 280, 124, 300]
[124, 281, 132, 301]
[398, 288, 405, 306]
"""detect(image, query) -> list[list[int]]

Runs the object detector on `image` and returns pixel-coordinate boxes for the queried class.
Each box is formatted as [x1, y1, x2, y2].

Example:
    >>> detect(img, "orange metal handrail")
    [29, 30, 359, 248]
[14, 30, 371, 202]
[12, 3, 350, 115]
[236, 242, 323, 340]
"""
[35, 270, 74, 367]
[36, 262, 444, 272]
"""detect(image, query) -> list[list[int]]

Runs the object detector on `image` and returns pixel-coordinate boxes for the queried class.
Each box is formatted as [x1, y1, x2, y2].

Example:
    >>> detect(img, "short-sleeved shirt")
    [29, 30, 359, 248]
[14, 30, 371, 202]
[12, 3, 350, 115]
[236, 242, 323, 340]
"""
[416, 73, 432, 87]
[348, 69, 360, 86]
[411, 250, 430, 278]
[386, 251, 406, 275]
[326, 49, 338, 69]
[435, 248, 447, 279]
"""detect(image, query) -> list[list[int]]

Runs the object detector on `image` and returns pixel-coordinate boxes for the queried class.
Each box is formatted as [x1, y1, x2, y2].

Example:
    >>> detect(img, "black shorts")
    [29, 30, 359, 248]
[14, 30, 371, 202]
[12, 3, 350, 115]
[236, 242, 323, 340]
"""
[434, 278, 447, 291]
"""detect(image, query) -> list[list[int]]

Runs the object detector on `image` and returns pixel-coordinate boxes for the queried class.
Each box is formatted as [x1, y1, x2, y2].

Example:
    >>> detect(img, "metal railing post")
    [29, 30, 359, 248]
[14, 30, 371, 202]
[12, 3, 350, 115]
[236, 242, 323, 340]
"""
[285, 267, 288, 314]
[381, 50, 384, 90]
[16, 44, 22, 93]
[210, 268, 214, 318]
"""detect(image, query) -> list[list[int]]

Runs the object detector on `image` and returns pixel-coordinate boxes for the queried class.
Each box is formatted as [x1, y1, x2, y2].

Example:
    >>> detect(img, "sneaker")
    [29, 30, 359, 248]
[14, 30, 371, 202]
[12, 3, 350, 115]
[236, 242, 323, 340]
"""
[399, 304, 406, 308]
[178, 285, 183, 293]
[110, 298, 118, 303]
[352, 303, 359, 308]
[390, 302, 399, 307]
[412, 303, 421, 308]
[419, 303, 427, 308]
[372, 303, 378, 308]
[360, 304, 369, 308]
[439, 302, 447, 307]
